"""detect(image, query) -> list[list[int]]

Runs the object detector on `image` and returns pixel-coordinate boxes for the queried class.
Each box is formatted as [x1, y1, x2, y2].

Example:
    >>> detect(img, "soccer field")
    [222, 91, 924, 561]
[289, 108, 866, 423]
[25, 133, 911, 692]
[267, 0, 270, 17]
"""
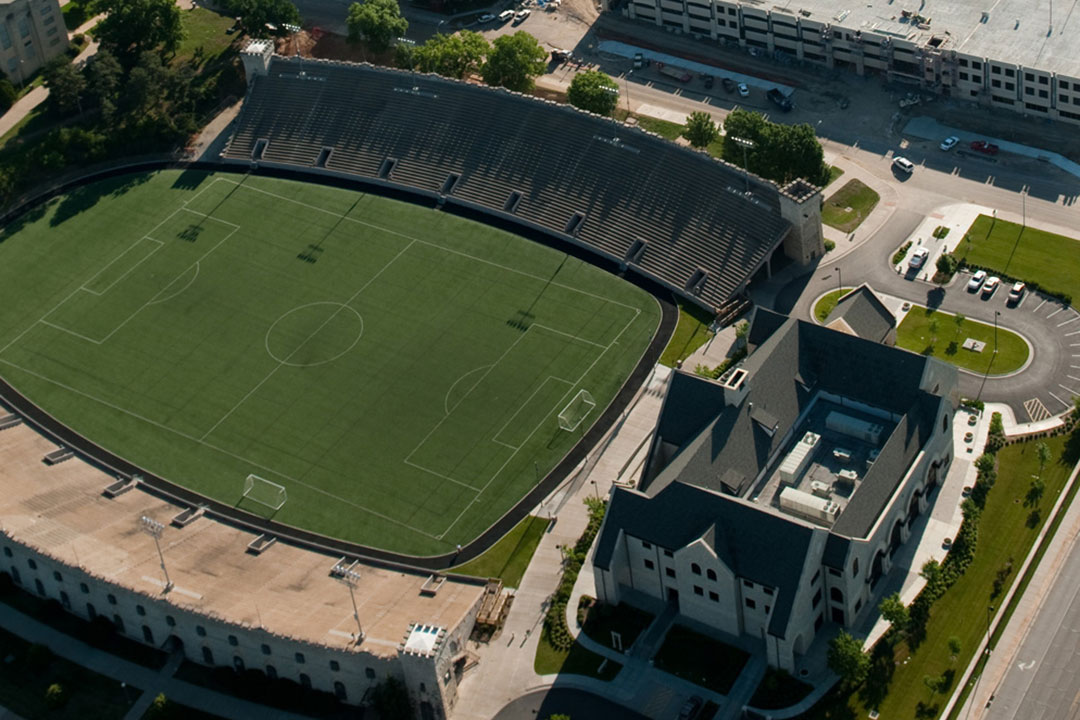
[0, 170, 661, 556]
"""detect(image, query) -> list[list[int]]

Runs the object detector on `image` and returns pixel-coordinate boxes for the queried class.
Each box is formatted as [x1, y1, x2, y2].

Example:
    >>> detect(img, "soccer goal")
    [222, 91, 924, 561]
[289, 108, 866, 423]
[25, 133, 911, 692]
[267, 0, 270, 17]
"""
[242, 474, 288, 511]
[558, 390, 596, 432]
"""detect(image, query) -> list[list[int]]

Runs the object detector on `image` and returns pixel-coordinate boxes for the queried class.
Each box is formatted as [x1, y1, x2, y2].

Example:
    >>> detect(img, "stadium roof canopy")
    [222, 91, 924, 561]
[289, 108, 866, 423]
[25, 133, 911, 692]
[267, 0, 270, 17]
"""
[223, 56, 794, 310]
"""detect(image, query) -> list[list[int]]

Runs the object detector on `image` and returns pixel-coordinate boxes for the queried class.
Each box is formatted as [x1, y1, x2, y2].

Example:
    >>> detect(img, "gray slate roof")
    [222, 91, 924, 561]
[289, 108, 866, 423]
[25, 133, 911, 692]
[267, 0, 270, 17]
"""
[593, 482, 813, 638]
[825, 285, 896, 344]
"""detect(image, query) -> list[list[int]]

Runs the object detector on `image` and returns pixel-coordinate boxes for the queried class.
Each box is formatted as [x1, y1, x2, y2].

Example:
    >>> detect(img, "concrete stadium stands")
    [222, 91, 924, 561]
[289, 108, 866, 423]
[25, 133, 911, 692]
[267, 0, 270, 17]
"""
[223, 56, 796, 310]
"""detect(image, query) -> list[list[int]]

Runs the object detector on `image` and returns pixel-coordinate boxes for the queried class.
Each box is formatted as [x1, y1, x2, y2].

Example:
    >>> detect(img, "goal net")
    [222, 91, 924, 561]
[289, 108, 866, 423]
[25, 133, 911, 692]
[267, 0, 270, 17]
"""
[558, 390, 596, 432]
[242, 474, 288, 511]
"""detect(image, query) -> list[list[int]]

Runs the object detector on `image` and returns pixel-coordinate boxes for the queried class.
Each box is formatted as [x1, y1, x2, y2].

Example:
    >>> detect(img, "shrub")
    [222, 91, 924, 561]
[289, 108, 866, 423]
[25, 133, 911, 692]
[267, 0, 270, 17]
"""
[542, 499, 607, 652]
[144, 693, 170, 720]
[935, 252, 959, 276]
[824, 239, 836, 252]
[45, 683, 66, 709]
[891, 241, 912, 265]
[986, 412, 1006, 453]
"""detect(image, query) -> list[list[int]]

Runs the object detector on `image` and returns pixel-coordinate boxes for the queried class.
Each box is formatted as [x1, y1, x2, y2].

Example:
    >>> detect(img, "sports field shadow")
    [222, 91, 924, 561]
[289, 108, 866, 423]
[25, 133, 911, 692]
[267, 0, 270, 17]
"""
[172, 169, 210, 191]
[235, 496, 282, 521]
[50, 173, 151, 227]
[0, 202, 47, 243]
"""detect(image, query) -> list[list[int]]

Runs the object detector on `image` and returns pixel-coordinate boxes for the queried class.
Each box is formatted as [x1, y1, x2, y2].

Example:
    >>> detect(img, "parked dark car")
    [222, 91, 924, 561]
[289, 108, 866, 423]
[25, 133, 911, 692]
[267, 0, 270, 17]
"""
[767, 88, 794, 111]
[970, 140, 1000, 155]
[721, 77, 736, 93]
[702, 74, 714, 89]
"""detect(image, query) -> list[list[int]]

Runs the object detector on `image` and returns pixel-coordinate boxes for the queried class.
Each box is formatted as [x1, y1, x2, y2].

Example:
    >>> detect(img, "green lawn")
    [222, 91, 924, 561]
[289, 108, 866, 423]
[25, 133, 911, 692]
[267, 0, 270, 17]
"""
[635, 115, 685, 141]
[581, 602, 654, 651]
[0, 103, 53, 149]
[450, 514, 549, 587]
[810, 433, 1078, 719]
[174, 8, 237, 66]
[822, 179, 880, 233]
[826, 165, 845, 186]
[0, 171, 659, 555]
[660, 301, 714, 367]
[535, 634, 622, 680]
[959, 214, 1080, 302]
[896, 306, 1028, 375]
[813, 287, 853, 323]
[653, 624, 749, 694]
[62, 0, 95, 30]
[0, 623, 135, 719]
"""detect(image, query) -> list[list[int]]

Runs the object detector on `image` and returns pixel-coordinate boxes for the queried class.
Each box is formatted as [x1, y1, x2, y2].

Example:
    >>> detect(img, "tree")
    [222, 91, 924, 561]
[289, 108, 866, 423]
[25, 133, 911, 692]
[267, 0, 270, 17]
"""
[827, 631, 869, 687]
[481, 31, 547, 92]
[721, 108, 829, 185]
[413, 31, 490, 79]
[879, 592, 910, 633]
[1036, 441, 1052, 479]
[947, 635, 961, 662]
[928, 318, 939, 348]
[936, 252, 958, 277]
[1026, 477, 1045, 507]
[144, 693, 170, 720]
[229, 0, 301, 37]
[42, 58, 86, 115]
[95, 0, 183, 65]
[920, 558, 945, 595]
[346, 0, 407, 53]
[954, 312, 965, 338]
[87, 50, 123, 123]
[394, 42, 415, 70]
[126, 51, 170, 117]
[684, 110, 718, 149]
[0, 74, 16, 111]
[567, 69, 618, 116]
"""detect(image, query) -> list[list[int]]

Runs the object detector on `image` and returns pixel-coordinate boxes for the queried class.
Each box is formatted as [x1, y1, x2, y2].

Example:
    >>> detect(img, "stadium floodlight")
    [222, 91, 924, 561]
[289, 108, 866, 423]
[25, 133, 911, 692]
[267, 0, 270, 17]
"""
[731, 136, 756, 193]
[336, 569, 364, 643]
[139, 516, 173, 594]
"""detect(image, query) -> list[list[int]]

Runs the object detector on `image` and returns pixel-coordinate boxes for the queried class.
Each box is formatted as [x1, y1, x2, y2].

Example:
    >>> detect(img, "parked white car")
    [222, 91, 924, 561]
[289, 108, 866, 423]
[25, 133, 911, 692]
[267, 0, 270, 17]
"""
[892, 156, 915, 174]
[940, 136, 959, 151]
[908, 246, 930, 269]
[737, 82, 750, 97]
[982, 276, 1001, 296]
[967, 269, 987, 291]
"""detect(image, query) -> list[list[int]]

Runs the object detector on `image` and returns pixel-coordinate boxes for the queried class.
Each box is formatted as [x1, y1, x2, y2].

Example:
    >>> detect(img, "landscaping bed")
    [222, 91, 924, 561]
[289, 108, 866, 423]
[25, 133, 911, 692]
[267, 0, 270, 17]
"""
[653, 624, 749, 694]
[660, 301, 715, 367]
[749, 667, 813, 709]
[452, 514, 550, 588]
[580, 601, 654, 652]
[822, 179, 880, 233]
[812, 287, 853, 323]
[895, 306, 1029, 375]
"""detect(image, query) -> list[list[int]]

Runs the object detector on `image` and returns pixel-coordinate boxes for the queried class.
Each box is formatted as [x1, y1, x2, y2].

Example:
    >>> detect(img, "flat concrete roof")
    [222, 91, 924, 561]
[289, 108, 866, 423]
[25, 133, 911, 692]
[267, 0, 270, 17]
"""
[779, 0, 1080, 77]
[0, 423, 483, 659]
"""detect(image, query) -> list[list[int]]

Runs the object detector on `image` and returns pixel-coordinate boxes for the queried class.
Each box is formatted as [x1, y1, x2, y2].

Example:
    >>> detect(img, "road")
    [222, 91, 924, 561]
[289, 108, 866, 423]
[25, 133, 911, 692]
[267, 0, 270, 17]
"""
[491, 687, 652, 720]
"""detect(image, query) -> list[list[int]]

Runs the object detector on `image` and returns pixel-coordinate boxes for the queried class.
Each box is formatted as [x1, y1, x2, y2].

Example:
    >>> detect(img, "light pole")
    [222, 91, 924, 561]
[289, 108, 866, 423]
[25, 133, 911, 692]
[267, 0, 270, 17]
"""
[994, 311, 1000, 353]
[139, 516, 173, 594]
[624, 70, 633, 117]
[835, 267, 842, 293]
[731, 136, 755, 193]
[337, 569, 365, 643]
[590, 479, 599, 500]
[602, 84, 620, 129]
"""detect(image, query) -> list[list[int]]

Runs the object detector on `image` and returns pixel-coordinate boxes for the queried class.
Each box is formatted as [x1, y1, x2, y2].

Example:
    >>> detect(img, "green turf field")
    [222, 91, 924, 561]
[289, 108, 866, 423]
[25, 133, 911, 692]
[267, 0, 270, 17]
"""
[0, 170, 661, 555]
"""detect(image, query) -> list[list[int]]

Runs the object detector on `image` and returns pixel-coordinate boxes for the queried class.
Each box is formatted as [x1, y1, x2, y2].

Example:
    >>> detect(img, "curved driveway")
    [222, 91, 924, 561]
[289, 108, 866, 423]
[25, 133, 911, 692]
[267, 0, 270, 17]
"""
[492, 687, 651, 720]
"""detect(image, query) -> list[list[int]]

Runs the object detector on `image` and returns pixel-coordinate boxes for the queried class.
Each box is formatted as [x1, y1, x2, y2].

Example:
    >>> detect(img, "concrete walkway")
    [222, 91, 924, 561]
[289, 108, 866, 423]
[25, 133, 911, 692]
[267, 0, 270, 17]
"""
[818, 152, 901, 262]
[0, 603, 317, 720]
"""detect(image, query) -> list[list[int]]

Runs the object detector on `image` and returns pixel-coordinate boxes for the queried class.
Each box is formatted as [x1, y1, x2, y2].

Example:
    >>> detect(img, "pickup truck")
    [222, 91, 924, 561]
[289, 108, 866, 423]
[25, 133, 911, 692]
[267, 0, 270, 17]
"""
[767, 88, 793, 111]
[656, 62, 691, 83]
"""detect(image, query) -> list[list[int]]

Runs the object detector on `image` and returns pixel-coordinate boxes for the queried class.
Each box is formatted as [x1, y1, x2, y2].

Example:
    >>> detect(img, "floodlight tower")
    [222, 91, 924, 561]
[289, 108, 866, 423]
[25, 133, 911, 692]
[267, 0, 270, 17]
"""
[731, 136, 756, 193]
[139, 516, 173, 594]
[337, 569, 365, 643]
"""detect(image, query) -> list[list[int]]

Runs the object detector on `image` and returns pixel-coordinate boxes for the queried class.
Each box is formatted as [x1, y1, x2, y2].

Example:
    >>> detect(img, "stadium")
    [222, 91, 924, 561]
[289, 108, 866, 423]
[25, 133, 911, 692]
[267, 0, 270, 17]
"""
[0, 41, 829, 716]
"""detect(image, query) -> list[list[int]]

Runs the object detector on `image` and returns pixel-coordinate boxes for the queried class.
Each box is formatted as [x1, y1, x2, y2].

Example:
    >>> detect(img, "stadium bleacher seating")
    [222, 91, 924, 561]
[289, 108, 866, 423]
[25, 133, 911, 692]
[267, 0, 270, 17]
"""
[223, 57, 794, 309]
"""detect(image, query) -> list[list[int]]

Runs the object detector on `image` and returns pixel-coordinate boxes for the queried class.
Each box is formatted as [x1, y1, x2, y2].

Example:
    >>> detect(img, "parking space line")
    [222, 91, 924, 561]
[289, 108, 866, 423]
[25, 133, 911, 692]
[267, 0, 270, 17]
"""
[1047, 307, 1065, 319]
[1049, 391, 1069, 408]
[1066, 330, 1080, 337]
[1033, 299, 1048, 313]
[1059, 316, 1080, 328]
[1059, 384, 1080, 396]
[1070, 376, 1080, 383]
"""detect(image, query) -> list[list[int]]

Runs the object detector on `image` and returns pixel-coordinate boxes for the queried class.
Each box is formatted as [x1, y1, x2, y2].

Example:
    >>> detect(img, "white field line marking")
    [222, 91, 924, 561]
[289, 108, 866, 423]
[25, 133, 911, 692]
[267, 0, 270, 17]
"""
[437, 306, 640, 539]
[80, 237, 164, 296]
[201, 238, 418, 441]
[221, 178, 640, 314]
[532, 324, 608, 349]
[1033, 299, 1048, 313]
[402, 460, 482, 492]
[38, 320, 106, 345]
[443, 365, 492, 417]
[0, 357, 441, 540]
[492, 375, 575, 448]
[147, 263, 200, 307]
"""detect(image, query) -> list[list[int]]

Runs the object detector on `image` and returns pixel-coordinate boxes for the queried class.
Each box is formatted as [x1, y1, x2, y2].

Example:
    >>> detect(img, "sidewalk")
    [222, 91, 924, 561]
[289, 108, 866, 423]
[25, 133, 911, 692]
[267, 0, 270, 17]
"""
[0, 603, 317, 720]
[817, 152, 901, 262]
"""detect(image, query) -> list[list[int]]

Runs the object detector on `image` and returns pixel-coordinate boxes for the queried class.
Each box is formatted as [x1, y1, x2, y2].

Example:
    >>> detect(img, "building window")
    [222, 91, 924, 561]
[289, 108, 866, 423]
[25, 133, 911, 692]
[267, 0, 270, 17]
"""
[765, 605, 771, 613]
[971, 61, 982, 71]
[142, 625, 154, 644]
[855, 598, 863, 612]
[86, 604, 96, 620]
[330, 660, 340, 672]
[832, 607, 845, 624]
[108, 594, 116, 605]
[10, 567, 20, 584]
[233, 656, 245, 672]
[228, 635, 238, 647]
[261, 643, 271, 656]
[136, 605, 146, 616]
[764, 587, 774, 596]
[17, 17, 30, 39]
[166, 616, 176, 627]
[959, 72, 969, 81]
[851, 558, 859, 577]
[743, 579, 754, 588]
[114, 615, 125, 634]
[266, 665, 278, 680]
[811, 570, 821, 585]
[1061, 94, 1070, 103]
[27, 558, 36, 570]
[1025, 72, 1034, 81]
[641, 541, 651, 549]
[2, 547, 11, 558]
[0, 25, 8, 51]
[1006, 82, 1015, 91]
[812, 588, 822, 608]
[707, 569, 716, 581]
[992, 79, 1001, 88]
[294, 652, 305, 664]
[196, 626, 206, 637]
[709, 591, 719, 602]
[60, 591, 70, 609]
[693, 585, 703, 596]
[334, 681, 347, 700]
[814, 613, 824, 631]
[366, 667, 376, 679]
[1038, 89, 1049, 98]
[665, 568, 676, 579]
[663, 550, 674, 558]
[34, 579, 45, 596]
[958, 58, 968, 67]
[643, 559, 654, 570]
[202, 646, 214, 665]
[1006, 68, 1015, 77]
[299, 673, 311, 689]
[828, 567, 841, 577]
[1039, 75, 1048, 85]
[991, 66, 1001, 75]
[830, 587, 844, 603]
[691, 563, 701, 575]
[745, 598, 756, 609]
[79, 582, 89, 594]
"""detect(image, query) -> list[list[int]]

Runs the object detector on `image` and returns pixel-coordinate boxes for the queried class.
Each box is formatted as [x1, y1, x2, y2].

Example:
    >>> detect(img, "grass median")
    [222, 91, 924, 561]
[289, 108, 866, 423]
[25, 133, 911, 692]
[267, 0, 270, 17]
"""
[896, 306, 1028, 375]
[822, 179, 880, 233]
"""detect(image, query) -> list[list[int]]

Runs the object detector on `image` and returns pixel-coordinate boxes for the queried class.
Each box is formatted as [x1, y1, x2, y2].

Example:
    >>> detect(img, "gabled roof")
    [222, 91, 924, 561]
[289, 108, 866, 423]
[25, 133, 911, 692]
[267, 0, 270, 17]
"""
[594, 482, 812, 637]
[825, 284, 896, 344]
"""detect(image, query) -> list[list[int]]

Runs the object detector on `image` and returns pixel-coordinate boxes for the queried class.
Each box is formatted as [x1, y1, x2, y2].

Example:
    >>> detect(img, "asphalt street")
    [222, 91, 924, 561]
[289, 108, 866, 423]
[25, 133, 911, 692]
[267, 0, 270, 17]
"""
[491, 687, 652, 720]
[984, 525, 1080, 720]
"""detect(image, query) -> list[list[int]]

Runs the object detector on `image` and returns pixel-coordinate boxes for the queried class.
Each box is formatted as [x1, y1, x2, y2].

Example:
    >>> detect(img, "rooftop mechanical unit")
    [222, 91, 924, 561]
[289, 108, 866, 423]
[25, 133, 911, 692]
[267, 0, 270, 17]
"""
[780, 487, 840, 525]
[779, 431, 820, 485]
[826, 411, 884, 445]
